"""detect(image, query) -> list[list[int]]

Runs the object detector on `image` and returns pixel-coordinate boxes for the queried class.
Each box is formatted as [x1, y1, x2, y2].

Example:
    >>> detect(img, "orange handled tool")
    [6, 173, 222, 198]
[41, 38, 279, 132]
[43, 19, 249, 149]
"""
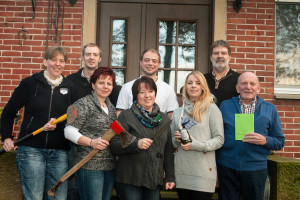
[0, 114, 67, 154]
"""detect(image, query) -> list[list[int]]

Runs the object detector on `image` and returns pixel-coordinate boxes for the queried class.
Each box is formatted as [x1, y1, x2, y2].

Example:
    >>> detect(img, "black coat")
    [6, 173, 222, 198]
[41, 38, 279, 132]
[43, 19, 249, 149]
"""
[1, 70, 78, 150]
[67, 68, 121, 107]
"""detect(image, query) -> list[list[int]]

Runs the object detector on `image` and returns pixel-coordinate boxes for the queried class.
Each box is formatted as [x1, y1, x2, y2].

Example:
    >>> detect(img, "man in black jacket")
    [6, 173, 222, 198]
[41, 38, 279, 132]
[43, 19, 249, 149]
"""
[204, 40, 240, 107]
[67, 43, 121, 106]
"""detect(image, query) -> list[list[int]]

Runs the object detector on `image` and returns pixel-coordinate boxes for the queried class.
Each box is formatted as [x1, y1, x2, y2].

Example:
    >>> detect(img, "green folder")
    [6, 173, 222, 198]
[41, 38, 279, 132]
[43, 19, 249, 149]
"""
[235, 114, 254, 140]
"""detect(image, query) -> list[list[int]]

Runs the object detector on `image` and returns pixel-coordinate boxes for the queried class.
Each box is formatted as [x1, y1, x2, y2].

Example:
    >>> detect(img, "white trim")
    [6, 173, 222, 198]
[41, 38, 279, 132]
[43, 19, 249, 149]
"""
[275, 0, 300, 2]
[274, 87, 300, 99]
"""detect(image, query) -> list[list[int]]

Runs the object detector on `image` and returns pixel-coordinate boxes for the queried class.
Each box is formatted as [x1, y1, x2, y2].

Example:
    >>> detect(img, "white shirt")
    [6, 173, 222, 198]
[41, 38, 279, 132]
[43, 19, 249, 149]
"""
[116, 77, 179, 113]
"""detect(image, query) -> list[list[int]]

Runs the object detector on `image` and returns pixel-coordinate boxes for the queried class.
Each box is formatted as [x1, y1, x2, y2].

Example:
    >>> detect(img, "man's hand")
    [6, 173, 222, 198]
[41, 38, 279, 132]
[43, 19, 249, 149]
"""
[243, 132, 267, 145]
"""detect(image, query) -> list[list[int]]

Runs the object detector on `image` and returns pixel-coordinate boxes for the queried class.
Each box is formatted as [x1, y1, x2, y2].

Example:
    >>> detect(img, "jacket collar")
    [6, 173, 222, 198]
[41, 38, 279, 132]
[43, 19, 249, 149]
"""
[232, 95, 264, 113]
[33, 70, 71, 88]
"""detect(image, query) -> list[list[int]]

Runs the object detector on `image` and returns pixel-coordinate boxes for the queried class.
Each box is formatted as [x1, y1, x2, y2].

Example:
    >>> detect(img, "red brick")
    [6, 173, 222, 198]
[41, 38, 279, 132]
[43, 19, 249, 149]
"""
[246, 30, 265, 36]
[236, 47, 256, 53]
[246, 8, 266, 14]
[246, 19, 266, 25]
[228, 18, 246, 24]
[227, 24, 236, 29]
[280, 117, 294, 123]
[284, 147, 300, 153]
[227, 30, 245, 35]
[2, 63, 22, 68]
[256, 59, 274, 65]
[2, 51, 21, 57]
[285, 112, 300, 118]
[256, 48, 273, 53]
[12, 69, 31, 74]
[277, 152, 294, 158]
[2, 74, 21, 80]
[294, 153, 300, 158]
[237, 36, 256, 41]
[258, 93, 274, 100]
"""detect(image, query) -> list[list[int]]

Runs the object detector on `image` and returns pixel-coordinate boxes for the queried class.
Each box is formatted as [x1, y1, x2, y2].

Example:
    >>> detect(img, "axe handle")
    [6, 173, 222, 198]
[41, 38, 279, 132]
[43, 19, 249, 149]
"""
[0, 114, 67, 155]
[48, 128, 117, 197]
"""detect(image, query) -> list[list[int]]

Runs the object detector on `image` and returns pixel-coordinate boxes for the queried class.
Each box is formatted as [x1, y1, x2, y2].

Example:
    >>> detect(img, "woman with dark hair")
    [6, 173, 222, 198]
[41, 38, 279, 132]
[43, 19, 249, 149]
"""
[64, 67, 117, 200]
[171, 71, 224, 200]
[1, 46, 78, 200]
[110, 76, 175, 200]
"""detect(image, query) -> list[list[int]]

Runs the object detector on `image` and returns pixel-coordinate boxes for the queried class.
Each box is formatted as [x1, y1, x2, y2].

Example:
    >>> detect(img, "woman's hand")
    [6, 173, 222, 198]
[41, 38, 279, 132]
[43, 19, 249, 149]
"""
[165, 182, 176, 190]
[174, 131, 182, 143]
[90, 137, 109, 150]
[137, 138, 153, 150]
[2, 138, 17, 152]
[44, 118, 57, 131]
[181, 138, 193, 151]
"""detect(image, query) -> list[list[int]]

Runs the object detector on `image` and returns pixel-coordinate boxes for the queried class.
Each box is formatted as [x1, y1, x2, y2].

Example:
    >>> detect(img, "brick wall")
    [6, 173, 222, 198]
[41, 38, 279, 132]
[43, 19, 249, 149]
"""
[0, 0, 83, 108]
[227, 0, 300, 158]
[0, 0, 83, 134]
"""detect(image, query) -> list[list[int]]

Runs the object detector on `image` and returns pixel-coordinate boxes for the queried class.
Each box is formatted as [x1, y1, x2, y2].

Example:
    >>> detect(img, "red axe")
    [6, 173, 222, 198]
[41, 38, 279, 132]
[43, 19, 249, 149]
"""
[47, 120, 134, 197]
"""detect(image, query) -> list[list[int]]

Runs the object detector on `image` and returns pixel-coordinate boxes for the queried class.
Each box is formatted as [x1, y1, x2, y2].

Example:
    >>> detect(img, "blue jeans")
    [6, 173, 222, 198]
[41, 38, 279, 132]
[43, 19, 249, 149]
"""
[217, 164, 267, 200]
[16, 146, 68, 200]
[75, 168, 114, 200]
[116, 182, 160, 200]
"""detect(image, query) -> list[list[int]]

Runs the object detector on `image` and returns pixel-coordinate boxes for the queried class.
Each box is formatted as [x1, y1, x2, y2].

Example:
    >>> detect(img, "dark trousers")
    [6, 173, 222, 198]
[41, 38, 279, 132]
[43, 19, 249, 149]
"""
[217, 164, 267, 200]
[116, 182, 160, 200]
[176, 188, 213, 200]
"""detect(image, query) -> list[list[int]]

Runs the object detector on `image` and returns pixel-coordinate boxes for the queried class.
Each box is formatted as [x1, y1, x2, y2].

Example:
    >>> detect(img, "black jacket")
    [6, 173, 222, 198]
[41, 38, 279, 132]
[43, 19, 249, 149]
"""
[204, 69, 240, 107]
[1, 70, 78, 150]
[67, 68, 121, 107]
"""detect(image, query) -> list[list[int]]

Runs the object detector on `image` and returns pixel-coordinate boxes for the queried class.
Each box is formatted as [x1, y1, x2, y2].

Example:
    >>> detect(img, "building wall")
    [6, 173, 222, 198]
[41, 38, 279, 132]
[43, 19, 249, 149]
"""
[0, 0, 299, 158]
[227, 0, 300, 158]
[0, 0, 83, 108]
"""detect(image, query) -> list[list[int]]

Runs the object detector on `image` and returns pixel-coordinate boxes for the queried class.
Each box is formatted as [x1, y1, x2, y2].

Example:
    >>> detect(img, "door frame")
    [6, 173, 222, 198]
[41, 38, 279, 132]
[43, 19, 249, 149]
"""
[82, 0, 227, 58]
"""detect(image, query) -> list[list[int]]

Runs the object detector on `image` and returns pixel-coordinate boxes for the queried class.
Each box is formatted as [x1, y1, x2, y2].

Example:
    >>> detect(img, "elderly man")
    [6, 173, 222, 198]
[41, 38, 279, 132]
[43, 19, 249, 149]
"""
[216, 72, 285, 200]
[204, 40, 240, 107]
[116, 48, 178, 118]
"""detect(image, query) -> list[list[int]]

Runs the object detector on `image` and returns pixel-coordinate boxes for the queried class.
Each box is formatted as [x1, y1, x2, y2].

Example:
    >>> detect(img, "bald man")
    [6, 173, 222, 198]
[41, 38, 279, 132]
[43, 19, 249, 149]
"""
[216, 72, 285, 200]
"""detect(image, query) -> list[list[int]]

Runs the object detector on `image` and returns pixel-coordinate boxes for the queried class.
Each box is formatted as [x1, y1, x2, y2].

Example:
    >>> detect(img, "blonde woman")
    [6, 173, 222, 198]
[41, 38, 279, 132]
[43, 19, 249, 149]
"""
[170, 71, 224, 200]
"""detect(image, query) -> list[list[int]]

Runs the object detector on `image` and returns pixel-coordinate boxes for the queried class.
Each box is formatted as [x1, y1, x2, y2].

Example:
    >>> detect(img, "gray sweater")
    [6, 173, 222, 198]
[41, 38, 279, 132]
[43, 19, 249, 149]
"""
[110, 108, 175, 190]
[170, 100, 224, 193]
[69, 92, 117, 171]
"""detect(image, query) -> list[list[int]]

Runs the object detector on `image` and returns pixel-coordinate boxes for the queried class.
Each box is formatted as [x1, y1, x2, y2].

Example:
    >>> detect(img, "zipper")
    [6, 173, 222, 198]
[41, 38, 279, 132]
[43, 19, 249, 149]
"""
[214, 73, 232, 89]
[45, 88, 54, 147]
[26, 116, 34, 133]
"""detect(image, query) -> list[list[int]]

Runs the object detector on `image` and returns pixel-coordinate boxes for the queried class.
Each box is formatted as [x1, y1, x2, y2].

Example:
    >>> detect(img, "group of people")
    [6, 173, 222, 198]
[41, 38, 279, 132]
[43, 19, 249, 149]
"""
[0, 40, 285, 200]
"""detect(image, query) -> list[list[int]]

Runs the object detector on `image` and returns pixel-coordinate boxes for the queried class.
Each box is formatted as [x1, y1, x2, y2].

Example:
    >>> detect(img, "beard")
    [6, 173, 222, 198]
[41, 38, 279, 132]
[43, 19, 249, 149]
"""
[212, 58, 229, 73]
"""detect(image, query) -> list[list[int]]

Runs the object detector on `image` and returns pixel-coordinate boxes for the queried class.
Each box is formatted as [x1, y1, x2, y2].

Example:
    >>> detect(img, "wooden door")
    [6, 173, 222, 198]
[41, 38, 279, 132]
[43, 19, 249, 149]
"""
[98, 0, 212, 92]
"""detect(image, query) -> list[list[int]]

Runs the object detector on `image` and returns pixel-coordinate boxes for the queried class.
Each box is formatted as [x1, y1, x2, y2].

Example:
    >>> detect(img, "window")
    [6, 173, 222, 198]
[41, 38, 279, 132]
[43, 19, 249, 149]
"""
[110, 18, 128, 85]
[275, 0, 300, 99]
[158, 20, 197, 93]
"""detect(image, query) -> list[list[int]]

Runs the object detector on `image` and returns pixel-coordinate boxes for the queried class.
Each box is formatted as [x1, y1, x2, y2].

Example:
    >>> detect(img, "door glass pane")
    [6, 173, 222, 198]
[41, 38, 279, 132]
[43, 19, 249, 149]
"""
[113, 68, 125, 86]
[178, 46, 195, 69]
[159, 45, 175, 69]
[178, 22, 196, 44]
[113, 19, 127, 42]
[158, 70, 175, 90]
[159, 21, 176, 44]
[177, 71, 192, 93]
[112, 44, 127, 66]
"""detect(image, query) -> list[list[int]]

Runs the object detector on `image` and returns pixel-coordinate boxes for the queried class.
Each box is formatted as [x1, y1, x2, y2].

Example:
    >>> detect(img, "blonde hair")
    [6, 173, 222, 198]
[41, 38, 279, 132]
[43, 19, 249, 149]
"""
[182, 71, 215, 122]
